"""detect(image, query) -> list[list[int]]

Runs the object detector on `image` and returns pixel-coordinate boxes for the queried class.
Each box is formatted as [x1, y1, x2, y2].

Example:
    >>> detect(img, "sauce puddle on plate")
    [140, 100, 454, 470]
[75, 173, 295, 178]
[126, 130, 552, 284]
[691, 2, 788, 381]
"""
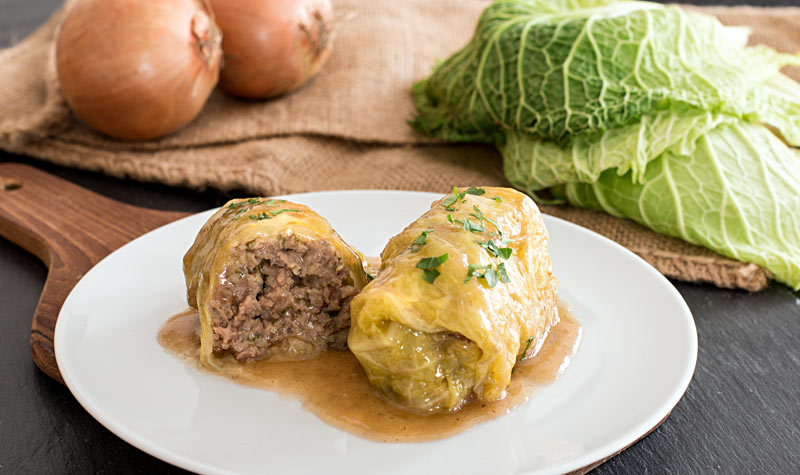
[158, 301, 581, 442]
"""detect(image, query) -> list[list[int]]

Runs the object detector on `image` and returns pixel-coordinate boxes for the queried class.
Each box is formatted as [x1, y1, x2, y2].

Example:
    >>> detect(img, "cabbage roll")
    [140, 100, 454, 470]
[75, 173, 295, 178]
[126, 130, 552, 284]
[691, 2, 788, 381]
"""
[348, 187, 558, 412]
[184, 198, 369, 366]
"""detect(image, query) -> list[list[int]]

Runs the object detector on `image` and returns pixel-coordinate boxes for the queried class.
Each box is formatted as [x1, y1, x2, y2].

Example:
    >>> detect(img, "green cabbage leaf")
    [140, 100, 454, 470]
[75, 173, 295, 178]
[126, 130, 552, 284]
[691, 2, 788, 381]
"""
[412, 0, 800, 289]
[555, 122, 800, 288]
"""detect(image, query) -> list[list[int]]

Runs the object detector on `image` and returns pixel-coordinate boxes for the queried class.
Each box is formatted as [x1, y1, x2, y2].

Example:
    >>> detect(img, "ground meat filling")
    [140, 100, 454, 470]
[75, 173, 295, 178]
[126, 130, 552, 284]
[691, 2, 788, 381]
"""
[209, 235, 358, 360]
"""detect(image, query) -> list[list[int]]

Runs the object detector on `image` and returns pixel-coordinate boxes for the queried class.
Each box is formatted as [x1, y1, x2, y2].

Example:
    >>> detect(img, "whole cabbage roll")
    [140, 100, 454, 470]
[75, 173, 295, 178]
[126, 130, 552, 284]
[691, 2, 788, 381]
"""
[348, 187, 558, 412]
[184, 198, 369, 366]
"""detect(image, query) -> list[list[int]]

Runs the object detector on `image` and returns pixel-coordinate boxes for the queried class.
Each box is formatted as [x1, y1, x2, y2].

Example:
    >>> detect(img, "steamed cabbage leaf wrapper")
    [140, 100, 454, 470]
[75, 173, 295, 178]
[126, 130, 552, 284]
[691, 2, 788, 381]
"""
[184, 198, 369, 367]
[348, 187, 558, 412]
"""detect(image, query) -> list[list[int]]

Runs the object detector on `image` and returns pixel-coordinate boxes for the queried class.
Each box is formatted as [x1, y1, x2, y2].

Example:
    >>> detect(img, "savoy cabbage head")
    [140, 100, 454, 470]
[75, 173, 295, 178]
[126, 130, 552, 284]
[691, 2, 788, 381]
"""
[411, 0, 800, 289]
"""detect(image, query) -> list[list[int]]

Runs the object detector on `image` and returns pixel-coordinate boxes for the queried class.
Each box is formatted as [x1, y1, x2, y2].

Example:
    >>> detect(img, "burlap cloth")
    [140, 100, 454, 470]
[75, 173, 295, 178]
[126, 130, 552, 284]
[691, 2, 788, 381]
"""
[3, 1, 798, 291]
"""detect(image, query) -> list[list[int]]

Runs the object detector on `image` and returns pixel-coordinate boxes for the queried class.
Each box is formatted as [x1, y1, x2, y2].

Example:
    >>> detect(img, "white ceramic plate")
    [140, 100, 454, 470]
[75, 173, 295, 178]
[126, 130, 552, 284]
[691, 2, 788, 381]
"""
[55, 190, 697, 475]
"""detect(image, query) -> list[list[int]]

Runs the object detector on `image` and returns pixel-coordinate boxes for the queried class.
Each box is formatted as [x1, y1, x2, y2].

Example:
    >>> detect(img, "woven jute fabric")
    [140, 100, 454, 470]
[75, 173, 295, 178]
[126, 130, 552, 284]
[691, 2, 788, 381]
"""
[2, 1, 797, 291]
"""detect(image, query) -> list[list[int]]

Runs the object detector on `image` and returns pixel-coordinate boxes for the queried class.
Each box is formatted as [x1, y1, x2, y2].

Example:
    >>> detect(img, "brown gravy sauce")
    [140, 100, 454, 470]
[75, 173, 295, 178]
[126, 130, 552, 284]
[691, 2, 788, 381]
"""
[158, 300, 581, 443]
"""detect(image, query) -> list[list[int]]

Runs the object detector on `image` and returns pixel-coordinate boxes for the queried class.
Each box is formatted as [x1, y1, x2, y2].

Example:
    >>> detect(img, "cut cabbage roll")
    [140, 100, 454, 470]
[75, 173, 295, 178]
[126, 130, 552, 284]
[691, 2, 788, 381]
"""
[348, 187, 558, 412]
[184, 198, 369, 366]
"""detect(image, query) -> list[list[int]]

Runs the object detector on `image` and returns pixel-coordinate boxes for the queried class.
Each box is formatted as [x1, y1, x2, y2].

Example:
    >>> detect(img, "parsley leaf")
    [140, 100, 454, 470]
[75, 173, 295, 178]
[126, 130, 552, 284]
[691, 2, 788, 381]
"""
[475, 239, 500, 256]
[492, 196, 503, 203]
[484, 268, 499, 288]
[464, 263, 511, 286]
[466, 187, 486, 196]
[416, 253, 449, 269]
[519, 336, 535, 362]
[497, 262, 511, 283]
[422, 268, 441, 284]
[409, 229, 434, 252]
[270, 208, 301, 216]
[470, 205, 504, 236]
[462, 218, 485, 233]
[475, 239, 513, 259]
[450, 216, 465, 226]
[484, 216, 503, 236]
[442, 186, 463, 210]
[249, 212, 271, 220]
[417, 253, 448, 284]
[463, 263, 491, 283]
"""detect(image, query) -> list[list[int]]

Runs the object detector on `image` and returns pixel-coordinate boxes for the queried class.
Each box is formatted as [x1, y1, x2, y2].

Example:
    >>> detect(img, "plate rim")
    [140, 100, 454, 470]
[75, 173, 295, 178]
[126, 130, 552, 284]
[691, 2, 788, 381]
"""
[54, 189, 698, 475]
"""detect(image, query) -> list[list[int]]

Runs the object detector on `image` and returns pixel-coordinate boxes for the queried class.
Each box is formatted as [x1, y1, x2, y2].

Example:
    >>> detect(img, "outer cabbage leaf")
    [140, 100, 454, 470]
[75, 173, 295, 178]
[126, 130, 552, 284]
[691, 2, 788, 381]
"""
[502, 111, 734, 191]
[554, 123, 800, 290]
[412, 1, 800, 145]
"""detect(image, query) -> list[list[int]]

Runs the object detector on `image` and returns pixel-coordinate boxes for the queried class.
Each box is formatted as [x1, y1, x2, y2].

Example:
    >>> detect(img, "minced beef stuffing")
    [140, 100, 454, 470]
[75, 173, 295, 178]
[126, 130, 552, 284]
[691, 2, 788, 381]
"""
[207, 235, 357, 360]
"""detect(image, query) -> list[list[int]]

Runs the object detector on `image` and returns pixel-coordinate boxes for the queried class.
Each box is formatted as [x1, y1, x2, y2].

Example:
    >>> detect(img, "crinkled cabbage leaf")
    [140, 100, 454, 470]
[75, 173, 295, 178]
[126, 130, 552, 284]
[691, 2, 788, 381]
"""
[554, 122, 800, 288]
[412, 0, 800, 289]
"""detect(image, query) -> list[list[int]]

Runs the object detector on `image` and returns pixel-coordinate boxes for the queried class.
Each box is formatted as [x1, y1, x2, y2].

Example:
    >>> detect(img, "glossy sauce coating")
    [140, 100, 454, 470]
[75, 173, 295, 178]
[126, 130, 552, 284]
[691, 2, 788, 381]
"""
[158, 301, 581, 443]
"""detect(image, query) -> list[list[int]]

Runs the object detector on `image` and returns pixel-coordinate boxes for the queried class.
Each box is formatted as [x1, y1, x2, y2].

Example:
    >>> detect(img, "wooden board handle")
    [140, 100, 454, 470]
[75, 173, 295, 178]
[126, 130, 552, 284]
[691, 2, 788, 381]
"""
[0, 163, 189, 382]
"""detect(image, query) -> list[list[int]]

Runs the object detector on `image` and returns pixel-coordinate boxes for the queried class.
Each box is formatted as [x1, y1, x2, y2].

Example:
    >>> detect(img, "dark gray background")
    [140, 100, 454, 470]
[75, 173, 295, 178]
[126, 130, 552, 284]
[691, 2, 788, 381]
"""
[1, 1, 798, 473]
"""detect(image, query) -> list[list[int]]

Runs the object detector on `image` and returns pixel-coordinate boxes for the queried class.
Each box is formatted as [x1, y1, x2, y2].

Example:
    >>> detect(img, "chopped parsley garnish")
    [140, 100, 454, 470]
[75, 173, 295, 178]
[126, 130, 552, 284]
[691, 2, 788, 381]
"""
[484, 268, 499, 287]
[232, 206, 249, 220]
[249, 212, 271, 220]
[442, 186, 473, 211]
[416, 253, 449, 284]
[463, 263, 491, 283]
[226, 197, 285, 217]
[270, 208, 301, 216]
[366, 272, 376, 282]
[442, 194, 458, 210]
[464, 262, 511, 287]
[421, 268, 441, 284]
[417, 253, 449, 269]
[484, 217, 503, 236]
[475, 239, 513, 259]
[409, 229, 434, 252]
[497, 262, 511, 283]
[462, 218, 485, 233]
[519, 336, 535, 361]
[492, 196, 503, 203]
[471, 205, 503, 236]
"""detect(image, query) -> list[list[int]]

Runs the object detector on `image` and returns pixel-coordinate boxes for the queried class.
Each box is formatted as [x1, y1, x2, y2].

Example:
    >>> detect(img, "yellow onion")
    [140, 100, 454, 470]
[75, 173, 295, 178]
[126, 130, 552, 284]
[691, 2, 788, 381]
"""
[56, 0, 222, 141]
[210, 0, 334, 99]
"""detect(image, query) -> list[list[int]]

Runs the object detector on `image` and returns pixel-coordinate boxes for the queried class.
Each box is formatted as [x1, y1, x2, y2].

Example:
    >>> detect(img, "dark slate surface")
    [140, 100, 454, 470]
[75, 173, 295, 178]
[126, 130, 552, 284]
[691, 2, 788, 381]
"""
[1, 1, 798, 473]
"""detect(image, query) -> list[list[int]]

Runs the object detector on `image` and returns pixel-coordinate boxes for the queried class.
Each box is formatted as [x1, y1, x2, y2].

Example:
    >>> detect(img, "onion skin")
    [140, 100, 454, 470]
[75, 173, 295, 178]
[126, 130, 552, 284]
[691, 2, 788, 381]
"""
[56, 0, 222, 141]
[211, 0, 334, 99]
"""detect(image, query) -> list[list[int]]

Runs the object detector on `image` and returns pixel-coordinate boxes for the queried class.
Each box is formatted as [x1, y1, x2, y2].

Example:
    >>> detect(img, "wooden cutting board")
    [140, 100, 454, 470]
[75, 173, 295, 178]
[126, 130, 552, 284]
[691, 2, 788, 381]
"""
[0, 163, 188, 382]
